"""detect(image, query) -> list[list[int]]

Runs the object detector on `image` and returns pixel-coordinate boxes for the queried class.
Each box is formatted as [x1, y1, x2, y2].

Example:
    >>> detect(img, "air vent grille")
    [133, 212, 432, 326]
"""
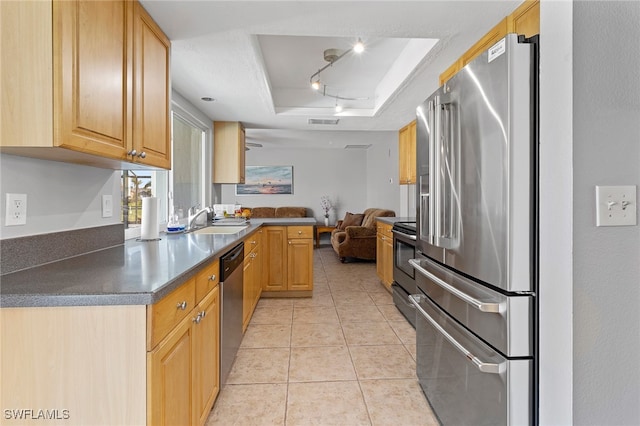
[344, 144, 372, 150]
[308, 118, 339, 125]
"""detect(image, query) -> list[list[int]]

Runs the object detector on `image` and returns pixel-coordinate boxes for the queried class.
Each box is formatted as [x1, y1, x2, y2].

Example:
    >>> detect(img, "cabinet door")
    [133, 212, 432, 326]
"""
[193, 286, 220, 426]
[263, 227, 287, 291]
[133, 1, 171, 169]
[243, 253, 254, 331]
[399, 120, 417, 185]
[253, 234, 263, 306]
[376, 233, 385, 282]
[54, 0, 132, 159]
[287, 238, 313, 291]
[148, 315, 194, 426]
[213, 121, 246, 183]
[383, 237, 394, 289]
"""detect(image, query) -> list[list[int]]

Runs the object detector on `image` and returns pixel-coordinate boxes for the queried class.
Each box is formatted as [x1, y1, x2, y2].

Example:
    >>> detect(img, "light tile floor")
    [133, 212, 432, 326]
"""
[206, 247, 438, 426]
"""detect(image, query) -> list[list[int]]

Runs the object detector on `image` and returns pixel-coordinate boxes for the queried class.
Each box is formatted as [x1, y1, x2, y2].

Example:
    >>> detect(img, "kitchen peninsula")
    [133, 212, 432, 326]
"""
[0, 218, 314, 426]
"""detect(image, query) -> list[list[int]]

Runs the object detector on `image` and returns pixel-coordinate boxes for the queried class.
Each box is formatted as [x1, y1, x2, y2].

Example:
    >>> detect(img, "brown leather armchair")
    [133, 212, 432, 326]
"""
[330, 208, 395, 262]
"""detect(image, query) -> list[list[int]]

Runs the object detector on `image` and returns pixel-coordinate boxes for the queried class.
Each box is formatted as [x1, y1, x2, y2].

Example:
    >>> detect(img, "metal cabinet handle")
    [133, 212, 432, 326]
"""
[176, 301, 187, 310]
[138, 151, 146, 158]
[409, 259, 502, 313]
[298, 230, 302, 234]
[251, 240, 257, 245]
[288, 241, 291, 245]
[200, 310, 206, 318]
[192, 313, 202, 324]
[127, 149, 137, 156]
[409, 294, 504, 374]
[208, 274, 216, 281]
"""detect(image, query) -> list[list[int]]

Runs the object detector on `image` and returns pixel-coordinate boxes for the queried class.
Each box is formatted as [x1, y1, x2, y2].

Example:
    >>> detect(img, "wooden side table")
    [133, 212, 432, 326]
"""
[315, 224, 335, 248]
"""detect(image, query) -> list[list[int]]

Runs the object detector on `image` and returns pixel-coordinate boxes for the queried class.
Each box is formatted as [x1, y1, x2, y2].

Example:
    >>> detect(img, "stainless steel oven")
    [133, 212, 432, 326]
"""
[391, 221, 417, 328]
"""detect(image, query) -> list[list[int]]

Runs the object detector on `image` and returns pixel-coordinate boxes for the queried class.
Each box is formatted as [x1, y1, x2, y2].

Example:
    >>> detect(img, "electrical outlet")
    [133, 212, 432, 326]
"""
[5, 193, 27, 226]
[102, 194, 113, 218]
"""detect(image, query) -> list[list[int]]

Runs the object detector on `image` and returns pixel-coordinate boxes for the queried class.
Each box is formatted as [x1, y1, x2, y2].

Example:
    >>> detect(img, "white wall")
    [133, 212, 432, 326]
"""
[0, 154, 121, 239]
[220, 147, 369, 223]
[366, 134, 403, 215]
[220, 131, 402, 222]
[572, 1, 640, 424]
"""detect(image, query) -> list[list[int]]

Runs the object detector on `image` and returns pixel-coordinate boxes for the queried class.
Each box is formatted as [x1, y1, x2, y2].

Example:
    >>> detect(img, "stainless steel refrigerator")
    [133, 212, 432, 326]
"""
[411, 33, 538, 425]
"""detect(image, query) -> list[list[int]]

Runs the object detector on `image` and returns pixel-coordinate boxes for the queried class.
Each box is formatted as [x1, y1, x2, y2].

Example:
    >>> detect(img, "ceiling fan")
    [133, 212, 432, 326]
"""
[245, 142, 263, 151]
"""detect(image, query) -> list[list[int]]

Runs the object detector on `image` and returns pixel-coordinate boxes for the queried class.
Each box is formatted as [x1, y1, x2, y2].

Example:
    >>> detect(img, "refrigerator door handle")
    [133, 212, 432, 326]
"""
[425, 99, 436, 245]
[432, 96, 442, 246]
[409, 259, 503, 313]
[409, 294, 505, 374]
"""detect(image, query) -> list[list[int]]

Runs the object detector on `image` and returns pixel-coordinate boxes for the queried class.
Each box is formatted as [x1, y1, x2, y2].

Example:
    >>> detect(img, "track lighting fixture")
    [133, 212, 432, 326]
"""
[308, 38, 369, 104]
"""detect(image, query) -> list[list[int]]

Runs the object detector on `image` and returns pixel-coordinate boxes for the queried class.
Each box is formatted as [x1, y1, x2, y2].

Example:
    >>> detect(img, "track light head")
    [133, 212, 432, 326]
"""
[353, 38, 364, 54]
[311, 80, 321, 90]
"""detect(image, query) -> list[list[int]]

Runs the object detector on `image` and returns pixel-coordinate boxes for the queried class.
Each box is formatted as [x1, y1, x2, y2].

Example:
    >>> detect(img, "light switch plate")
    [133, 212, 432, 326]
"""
[595, 185, 637, 227]
[102, 195, 113, 218]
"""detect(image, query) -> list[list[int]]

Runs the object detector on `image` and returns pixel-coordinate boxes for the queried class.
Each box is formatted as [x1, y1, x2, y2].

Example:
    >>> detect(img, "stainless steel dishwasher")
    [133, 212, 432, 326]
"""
[219, 242, 244, 387]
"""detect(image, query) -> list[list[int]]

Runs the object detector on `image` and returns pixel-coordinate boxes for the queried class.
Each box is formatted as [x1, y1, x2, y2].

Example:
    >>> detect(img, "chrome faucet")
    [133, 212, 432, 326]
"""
[187, 205, 212, 232]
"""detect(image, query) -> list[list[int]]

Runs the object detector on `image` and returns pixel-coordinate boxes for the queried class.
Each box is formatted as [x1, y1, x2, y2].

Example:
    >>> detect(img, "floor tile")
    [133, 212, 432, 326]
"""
[289, 345, 356, 382]
[336, 304, 386, 323]
[249, 306, 294, 325]
[368, 290, 394, 305]
[292, 305, 339, 324]
[349, 345, 416, 380]
[226, 348, 290, 384]
[286, 381, 371, 425]
[240, 324, 291, 348]
[388, 319, 417, 345]
[377, 304, 408, 322]
[359, 379, 439, 426]
[341, 321, 402, 345]
[290, 322, 345, 347]
[206, 246, 436, 426]
[207, 383, 287, 425]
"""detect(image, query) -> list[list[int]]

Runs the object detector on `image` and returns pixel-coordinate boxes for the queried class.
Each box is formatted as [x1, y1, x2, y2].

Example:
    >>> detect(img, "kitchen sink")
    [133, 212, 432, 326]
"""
[192, 226, 248, 235]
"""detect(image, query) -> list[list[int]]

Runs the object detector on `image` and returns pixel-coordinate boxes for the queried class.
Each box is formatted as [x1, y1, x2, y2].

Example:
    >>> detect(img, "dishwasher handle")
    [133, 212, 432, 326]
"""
[220, 242, 245, 281]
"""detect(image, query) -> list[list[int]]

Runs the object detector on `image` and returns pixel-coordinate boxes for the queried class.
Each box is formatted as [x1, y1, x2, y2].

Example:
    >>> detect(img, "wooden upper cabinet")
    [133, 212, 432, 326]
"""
[213, 121, 246, 183]
[508, 0, 540, 38]
[399, 120, 416, 185]
[0, 0, 171, 170]
[54, 0, 133, 160]
[439, 0, 539, 85]
[132, 1, 171, 169]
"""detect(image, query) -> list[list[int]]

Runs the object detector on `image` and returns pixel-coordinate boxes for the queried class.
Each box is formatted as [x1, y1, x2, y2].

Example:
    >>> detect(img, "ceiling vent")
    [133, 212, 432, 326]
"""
[344, 144, 372, 150]
[308, 118, 339, 125]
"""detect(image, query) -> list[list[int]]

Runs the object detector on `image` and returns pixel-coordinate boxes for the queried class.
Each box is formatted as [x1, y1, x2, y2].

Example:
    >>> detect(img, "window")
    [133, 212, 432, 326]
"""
[122, 98, 210, 240]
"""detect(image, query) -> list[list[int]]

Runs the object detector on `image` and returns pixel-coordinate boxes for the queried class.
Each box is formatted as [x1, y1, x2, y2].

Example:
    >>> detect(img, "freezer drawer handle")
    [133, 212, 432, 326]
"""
[409, 259, 503, 313]
[409, 294, 505, 375]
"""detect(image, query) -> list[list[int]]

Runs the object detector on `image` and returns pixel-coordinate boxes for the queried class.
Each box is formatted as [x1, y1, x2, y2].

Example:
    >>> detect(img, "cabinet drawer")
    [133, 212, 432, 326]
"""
[244, 233, 261, 256]
[148, 278, 196, 350]
[195, 259, 220, 304]
[287, 226, 313, 239]
[377, 223, 393, 238]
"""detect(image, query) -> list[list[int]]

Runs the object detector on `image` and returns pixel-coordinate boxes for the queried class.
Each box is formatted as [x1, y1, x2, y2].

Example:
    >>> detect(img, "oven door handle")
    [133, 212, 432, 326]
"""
[409, 294, 505, 375]
[409, 259, 503, 313]
[391, 230, 417, 241]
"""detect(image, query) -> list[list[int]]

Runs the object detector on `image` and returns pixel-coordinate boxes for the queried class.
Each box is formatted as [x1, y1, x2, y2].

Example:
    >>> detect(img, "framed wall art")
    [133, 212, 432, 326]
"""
[236, 165, 293, 195]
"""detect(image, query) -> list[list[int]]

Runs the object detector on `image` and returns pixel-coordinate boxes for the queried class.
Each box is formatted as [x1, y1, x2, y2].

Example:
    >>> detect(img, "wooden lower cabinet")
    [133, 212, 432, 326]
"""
[263, 226, 313, 293]
[148, 314, 194, 426]
[148, 279, 220, 426]
[193, 287, 220, 426]
[243, 230, 263, 331]
[287, 238, 313, 291]
[376, 222, 394, 290]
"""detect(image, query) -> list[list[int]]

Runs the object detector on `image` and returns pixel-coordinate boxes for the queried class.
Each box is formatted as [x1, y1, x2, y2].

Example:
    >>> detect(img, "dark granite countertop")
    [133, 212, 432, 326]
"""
[0, 218, 316, 308]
